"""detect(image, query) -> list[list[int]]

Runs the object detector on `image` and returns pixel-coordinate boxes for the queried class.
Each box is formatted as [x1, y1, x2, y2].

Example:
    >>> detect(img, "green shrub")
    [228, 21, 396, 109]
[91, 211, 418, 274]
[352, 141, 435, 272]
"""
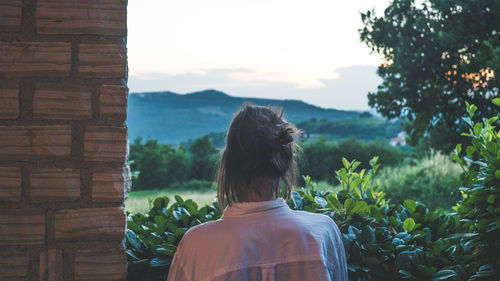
[126, 196, 222, 281]
[125, 157, 461, 281]
[376, 151, 463, 210]
[299, 137, 406, 184]
[450, 100, 500, 279]
[167, 179, 215, 190]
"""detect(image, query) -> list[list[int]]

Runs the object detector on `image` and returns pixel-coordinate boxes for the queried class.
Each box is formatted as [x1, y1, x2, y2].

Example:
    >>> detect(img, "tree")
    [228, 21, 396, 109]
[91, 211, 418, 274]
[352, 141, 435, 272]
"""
[136, 139, 165, 190]
[189, 135, 218, 181]
[360, 0, 499, 151]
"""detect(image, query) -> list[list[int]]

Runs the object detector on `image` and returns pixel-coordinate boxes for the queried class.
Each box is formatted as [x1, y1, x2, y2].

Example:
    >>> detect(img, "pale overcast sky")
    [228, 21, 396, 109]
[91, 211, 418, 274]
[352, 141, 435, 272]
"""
[127, 0, 390, 110]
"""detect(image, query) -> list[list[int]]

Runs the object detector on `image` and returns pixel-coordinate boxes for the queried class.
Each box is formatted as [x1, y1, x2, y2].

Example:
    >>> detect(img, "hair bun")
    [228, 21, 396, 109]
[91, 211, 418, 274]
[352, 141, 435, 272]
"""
[269, 127, 294, 152]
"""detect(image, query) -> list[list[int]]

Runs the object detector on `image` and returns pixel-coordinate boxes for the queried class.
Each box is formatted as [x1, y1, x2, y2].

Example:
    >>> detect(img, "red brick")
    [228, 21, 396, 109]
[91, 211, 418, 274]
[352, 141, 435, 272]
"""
[0, 209, 45, 245]
[99, 85, 127, 121]
[0, 167, 21, 202]
[78, 44, 126, 78]
[30, 168, 80, 202]
[54, 207, 125, 241]
[91, 168, 125, 202]
[36, 0, 126, 36]
[84, 126, 127, 162]
[0, 0, 22, 32]
[0, 42, 70, 76]
[40, 249, 62, 281]
[0, 86, 19, 119]
[34, 84, 92, 120]
[0, 125, 71, 159]
[0, 253, 28, 281]
[74, 248, 126, 281]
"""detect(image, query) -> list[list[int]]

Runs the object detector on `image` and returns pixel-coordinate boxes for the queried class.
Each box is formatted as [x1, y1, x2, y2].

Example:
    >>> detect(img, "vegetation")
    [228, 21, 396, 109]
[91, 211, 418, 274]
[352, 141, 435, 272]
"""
[299, 137, 406, 184]
[130, 134, 408, 190]
[376, 151, 463, 210]
[449, 100, 500, 278]
[360, 0, 500, 151]
[125, 101, 500, 281]
[297, 116, 402, 140]
[129, 136, 218, 190]
[125, 185, 216, 214]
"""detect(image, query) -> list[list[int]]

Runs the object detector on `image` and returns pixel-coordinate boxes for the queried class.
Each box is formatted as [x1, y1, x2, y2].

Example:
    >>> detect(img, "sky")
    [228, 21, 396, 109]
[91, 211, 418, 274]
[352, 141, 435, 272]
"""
[127, 0, 390, 110]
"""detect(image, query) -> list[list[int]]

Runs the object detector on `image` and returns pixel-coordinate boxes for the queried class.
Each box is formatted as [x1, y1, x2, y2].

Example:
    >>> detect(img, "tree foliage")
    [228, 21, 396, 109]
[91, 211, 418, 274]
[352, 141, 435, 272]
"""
[130, 136, 215, 190]
[360, 0, 500, 151]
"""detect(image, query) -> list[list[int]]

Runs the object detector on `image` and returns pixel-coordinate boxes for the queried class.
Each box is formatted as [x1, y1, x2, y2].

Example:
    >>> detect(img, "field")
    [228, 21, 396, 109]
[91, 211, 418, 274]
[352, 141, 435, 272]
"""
[125, 188, 217, 214]
[125, 181, 337, 214]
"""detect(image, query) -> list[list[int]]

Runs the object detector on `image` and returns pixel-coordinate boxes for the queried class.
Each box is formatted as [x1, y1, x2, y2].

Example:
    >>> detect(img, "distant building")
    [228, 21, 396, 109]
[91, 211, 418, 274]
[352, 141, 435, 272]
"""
[390, 131, 407, 147]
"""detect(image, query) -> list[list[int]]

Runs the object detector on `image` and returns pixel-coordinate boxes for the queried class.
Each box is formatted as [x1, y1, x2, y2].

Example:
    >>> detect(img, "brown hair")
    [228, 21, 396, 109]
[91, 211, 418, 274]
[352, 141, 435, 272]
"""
[217, 103, 301, 210]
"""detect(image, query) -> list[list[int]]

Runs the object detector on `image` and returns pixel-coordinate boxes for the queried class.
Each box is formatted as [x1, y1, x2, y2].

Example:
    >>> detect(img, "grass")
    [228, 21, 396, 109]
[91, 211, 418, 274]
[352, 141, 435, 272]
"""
[375, 151, 463, 210]
[126, 188, 217, 214]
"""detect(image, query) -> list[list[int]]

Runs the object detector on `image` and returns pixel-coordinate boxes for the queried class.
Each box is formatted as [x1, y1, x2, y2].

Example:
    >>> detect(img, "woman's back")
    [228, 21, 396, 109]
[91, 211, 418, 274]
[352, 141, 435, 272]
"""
[167, 198, 347, 281]
[166, 104, 348, 280]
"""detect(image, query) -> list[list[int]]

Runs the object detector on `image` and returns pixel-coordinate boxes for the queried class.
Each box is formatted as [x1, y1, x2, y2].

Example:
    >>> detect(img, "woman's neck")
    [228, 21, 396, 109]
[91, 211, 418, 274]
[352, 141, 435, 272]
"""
[241, 190, 277, 202]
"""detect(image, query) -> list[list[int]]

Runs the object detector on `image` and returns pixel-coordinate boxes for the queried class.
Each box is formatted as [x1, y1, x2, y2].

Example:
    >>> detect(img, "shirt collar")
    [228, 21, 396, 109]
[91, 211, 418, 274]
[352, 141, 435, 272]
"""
[222, 198, 289, 218]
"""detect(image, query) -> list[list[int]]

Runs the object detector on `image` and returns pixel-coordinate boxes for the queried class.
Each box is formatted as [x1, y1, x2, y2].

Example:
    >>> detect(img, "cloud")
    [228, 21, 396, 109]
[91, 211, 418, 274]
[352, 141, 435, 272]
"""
[128, 65, 381, 111]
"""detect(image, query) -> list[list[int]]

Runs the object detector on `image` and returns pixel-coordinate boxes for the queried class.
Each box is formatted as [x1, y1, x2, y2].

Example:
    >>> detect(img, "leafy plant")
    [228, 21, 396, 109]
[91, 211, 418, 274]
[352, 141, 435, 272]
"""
[126, 157, 460, 281]
[125, 196, 221, 281]
[450, 100, 500, 279]
[291, 157, 460, 280]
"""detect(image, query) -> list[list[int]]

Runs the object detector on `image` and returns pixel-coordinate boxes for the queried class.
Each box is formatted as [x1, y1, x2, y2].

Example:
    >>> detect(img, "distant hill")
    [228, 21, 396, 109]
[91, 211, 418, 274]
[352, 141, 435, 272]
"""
[127, 89, 361, 143]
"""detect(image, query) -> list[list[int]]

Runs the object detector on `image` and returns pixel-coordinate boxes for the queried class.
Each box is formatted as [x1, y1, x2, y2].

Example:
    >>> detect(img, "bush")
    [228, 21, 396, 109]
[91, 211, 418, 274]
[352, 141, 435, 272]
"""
[450, 100, 500, 279]
[376, 151, 463, 210]
[167, 179, 215, 190]
[126, 157, 462, 281]
[126, 196, 221, 281]
[299, 137, 406, 184]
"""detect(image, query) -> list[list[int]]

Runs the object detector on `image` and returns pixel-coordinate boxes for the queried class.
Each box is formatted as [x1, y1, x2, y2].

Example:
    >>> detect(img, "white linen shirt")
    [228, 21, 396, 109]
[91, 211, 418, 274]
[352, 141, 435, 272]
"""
[167, 198, 348, 281]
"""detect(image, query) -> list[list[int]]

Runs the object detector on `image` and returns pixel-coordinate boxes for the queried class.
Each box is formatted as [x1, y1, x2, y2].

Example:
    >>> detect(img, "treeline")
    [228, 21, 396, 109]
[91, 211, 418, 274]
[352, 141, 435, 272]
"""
[129, 136, 218, 191]
[129, 134, 407, 190]
[298, 137, 405, 183]
[296, 116, 403, 140]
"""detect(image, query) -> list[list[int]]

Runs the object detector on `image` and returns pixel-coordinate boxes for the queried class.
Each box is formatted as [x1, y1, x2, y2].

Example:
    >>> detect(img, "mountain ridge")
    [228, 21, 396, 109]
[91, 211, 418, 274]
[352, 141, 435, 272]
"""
[127, 89, 362, 143]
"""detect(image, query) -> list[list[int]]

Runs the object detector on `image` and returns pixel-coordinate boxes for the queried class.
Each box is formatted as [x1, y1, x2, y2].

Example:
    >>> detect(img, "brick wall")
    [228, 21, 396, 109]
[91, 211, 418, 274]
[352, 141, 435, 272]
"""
[0, 1, 129, 280]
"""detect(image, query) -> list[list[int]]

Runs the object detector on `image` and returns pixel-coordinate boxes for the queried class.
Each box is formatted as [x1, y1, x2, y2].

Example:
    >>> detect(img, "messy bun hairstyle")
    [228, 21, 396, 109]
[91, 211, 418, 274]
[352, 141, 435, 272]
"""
[217, 103, 301, 209]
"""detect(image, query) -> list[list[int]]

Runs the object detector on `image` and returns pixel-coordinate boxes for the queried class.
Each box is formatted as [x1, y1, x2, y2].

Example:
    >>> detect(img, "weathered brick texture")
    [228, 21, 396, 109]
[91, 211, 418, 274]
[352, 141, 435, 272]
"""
[0, 253, 29, 281]
[34, 84, 92, 120]
[0, 210, 45, 245]
[0, 42, 71, 75]
[0, 86, 19, 119]
[54, 207, 125, 241]
[78, 44, 127, 78]
[91, 168, 125, 202]
[40, 249, 63, 281]
[0, 0, 22, 32]
[74, 248, 126, 281]
[36, 0, 126, 36]
[84, 126, 127, 162]
[0, 0, 128, 279]
[100, 84, 127, 121]
[30, 168, 80, 202]
[0, 167, 21, 202]
[0, 125, 71, 158]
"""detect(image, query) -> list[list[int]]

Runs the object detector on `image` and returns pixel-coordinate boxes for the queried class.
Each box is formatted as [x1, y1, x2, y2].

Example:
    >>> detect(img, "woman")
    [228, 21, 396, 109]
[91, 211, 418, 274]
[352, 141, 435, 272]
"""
[167, 104, 348, 281]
